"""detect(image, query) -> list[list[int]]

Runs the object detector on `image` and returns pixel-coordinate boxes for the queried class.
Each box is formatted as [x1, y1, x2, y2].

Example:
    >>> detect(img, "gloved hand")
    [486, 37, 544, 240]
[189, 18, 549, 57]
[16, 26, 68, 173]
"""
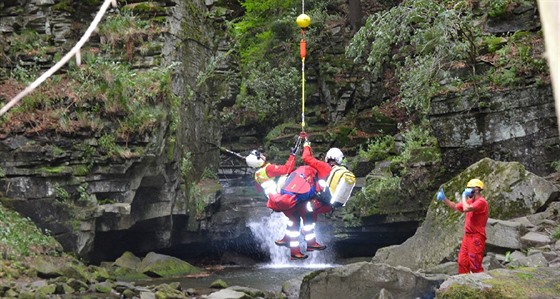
[290, 145, 299, 156]
[303, 139, 311, 147]
[306, 201, 313, 212]
[436, 187, 446, 201]
[462, 188, 474, 198]
[316, 189, 332, 204]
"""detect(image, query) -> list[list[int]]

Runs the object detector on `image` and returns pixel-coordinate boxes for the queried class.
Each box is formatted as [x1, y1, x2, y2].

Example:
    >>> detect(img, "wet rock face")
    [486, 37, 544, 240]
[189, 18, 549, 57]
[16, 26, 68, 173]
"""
[430, 86, 560, 177]
[0, 0, 222, 262]
[372, 158, 560, 272]
[0, 133, 184, 261]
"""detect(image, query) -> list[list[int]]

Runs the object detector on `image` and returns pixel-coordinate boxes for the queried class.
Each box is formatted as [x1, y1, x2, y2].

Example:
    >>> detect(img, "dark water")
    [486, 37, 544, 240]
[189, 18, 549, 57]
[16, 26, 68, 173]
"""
[141, 263, 336, 293]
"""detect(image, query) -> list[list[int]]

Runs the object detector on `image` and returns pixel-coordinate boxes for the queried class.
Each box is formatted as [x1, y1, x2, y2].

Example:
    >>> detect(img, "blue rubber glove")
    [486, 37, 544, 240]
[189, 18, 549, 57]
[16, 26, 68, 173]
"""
[462, 188, 474, 198]
[436, 187, 446, 201]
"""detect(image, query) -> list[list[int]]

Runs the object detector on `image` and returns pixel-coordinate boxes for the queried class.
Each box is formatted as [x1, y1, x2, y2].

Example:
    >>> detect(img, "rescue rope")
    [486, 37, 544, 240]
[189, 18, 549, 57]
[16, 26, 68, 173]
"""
[296, 1, 310, 134]
[300, 31, 306, 133]
[0, 0, 118, 117]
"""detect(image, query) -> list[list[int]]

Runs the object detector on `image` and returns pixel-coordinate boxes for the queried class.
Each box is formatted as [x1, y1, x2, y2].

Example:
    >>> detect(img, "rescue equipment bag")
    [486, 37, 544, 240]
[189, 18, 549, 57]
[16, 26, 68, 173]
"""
[267, 193, 297, 211]
[281, 166, 317, 202]
[326, 165, 356, 206]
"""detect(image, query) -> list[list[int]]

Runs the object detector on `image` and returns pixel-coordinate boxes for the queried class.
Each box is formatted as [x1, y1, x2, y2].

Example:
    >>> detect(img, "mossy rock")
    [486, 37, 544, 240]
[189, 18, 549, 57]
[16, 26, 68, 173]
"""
[407, 146, 441, 164]
[264, 122, 301, 147]
[113, 251, 142, 270]
[123, 2, 167, 17]
[36, 284, 57, 297]
[61, 262, 92, 282]
[437, 267, 560, 298]
[111, 267, 150, 281]
[210, 278, 228, 289]
[437, 158, 558, 220]
[138, 252, 202, 278]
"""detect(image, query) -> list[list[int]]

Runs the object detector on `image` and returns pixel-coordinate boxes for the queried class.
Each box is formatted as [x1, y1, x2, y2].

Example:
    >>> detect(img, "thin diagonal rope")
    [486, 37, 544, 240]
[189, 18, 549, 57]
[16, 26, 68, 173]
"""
[0, 0, 117, 117]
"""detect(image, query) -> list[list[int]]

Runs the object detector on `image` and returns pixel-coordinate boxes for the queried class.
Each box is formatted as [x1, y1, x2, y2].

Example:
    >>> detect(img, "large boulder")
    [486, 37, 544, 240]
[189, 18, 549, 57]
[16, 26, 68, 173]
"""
[298, 262, 446, 299]
[138, 252, 202, 278]
[437, 267, 560, 298]
[372, 158, 560, 271]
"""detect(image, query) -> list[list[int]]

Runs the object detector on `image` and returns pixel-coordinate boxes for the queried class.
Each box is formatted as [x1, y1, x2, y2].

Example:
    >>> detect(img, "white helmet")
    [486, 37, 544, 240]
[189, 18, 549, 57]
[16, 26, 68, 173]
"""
[325, 147, 344, 165]
[246, 150, 264, 168]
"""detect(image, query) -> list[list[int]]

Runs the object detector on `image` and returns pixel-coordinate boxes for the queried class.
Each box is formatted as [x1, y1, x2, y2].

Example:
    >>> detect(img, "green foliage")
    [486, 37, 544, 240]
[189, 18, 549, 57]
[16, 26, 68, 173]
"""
[487, 31, 548, 87]
[346, 0, 479, 115]
[3, 53, 174, 140]
[349, 121, 440, 217]
[345, 175, 400, 217]
[188, 183, 206, 219]
[98, 134, 119, 156]
[0, 204, 60, 258]
[358, 121, 439, 168]
[235, 63, 300, 123]
[8, 29, 49, 57]
[553, 226, 560, 240]
[480, 0, 535, 18]
[436, 283, 506, 299]
[52, 0, 74, 13]
[358, 135, 394, 162]
[483, 36, 508, 53]
[77, 184, 92, 203]
[10, 64, 41, 84]
[181, 152, 193, 181]
[552, 161, 560, 172]
[392, 122, 440, 167]
[505, 251, 512, 262]
[230, 0, 336, 126]
[233, 0, 299, 64]
[97, 198, 116, 205]
[98, 11, 151, 47]
[201, 168, 218, 180]
[54, 184, 71, 203]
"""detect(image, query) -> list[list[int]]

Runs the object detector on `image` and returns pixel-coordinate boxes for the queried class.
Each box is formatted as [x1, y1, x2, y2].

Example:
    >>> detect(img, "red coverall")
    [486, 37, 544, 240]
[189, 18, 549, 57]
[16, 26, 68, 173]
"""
[455, 197, 489, 274]
[254, 154, 296, 192]
[302, 145, 333, 219]
[255, 154, 300, 232]
[254, 154, 310, 258]
[298, 145, 333, 250]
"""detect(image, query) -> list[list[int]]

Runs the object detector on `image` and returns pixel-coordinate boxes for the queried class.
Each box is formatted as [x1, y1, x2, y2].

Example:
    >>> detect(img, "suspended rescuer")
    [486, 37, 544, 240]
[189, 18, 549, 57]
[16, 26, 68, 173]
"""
[275, 162, 322, 258]
[300, 135, 356, 252]
[245, 149, 295, 197]
[436, 179, 489, 274]
[245, 142, 311, 260]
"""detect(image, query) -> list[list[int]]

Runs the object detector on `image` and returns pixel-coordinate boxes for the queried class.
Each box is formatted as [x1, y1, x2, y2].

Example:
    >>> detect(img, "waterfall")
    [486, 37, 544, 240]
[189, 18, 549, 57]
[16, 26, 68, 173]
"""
[248, 212, 335, 267]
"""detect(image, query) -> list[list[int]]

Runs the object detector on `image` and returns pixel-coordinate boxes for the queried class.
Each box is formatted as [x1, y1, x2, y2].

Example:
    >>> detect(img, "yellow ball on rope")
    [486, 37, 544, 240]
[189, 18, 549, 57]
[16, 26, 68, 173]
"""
[296, 13, 311, 29]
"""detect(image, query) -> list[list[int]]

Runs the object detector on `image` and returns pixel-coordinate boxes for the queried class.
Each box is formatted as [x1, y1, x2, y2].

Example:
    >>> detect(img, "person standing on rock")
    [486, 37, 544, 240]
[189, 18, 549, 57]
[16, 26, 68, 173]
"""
[436, 179, 489, 274]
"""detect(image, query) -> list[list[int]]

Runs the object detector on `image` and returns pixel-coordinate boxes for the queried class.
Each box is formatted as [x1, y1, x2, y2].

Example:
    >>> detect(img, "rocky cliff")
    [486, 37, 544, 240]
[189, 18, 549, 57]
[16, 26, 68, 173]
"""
[0, 0, 224, 262]
[0, 0, 559, 264]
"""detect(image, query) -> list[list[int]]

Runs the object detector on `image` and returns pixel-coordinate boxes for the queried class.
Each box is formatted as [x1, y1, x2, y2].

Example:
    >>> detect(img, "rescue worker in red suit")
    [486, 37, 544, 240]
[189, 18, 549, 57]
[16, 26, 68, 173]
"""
[245, 149, 295, 197]
[245, 148, 310, 260]
[300, 139, 347, 251]
[274, 164, 326, 258]
[436, 179, 488, 274]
